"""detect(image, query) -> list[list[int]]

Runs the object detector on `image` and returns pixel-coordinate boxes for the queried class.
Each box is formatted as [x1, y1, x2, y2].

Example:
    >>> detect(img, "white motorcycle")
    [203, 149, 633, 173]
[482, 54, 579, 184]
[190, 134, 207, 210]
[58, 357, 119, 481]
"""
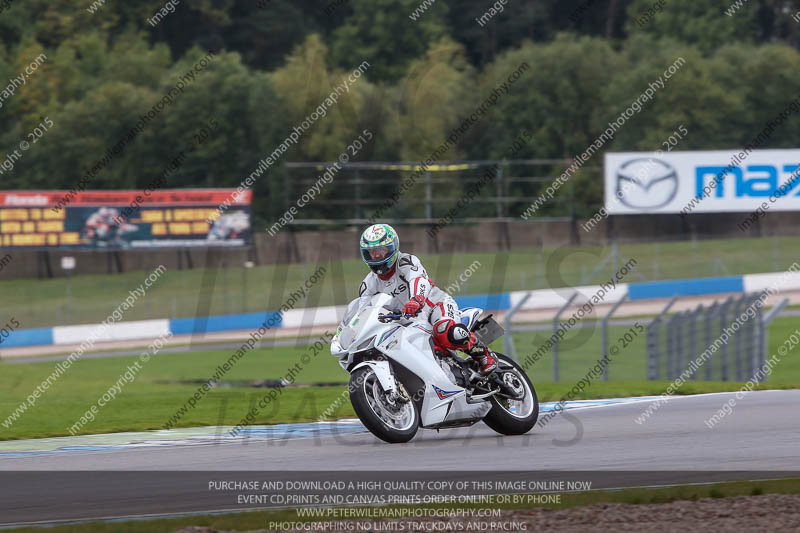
[331, 293, 538, 443]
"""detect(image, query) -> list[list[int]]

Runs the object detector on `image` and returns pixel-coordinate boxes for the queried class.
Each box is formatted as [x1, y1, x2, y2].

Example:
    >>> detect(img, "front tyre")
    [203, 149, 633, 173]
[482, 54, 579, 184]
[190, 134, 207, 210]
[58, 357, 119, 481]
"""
[349, 366, 419, 443]
[483, 353, 539, 435]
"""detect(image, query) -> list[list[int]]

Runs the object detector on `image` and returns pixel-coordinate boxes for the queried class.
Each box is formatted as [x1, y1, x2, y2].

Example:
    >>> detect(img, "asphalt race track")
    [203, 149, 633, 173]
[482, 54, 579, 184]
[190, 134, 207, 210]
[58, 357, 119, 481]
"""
[1, 390, 798, 527]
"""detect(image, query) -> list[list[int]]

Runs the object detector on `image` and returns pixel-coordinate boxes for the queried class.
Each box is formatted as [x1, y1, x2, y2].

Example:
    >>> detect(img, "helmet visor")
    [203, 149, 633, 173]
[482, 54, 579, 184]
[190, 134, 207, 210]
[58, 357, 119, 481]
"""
[361, 245, 393, 264]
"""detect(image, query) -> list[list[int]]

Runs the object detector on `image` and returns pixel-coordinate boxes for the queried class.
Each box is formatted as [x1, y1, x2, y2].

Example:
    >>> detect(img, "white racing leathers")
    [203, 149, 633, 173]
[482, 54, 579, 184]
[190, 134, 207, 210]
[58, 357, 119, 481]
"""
[356, 253, 458, 327]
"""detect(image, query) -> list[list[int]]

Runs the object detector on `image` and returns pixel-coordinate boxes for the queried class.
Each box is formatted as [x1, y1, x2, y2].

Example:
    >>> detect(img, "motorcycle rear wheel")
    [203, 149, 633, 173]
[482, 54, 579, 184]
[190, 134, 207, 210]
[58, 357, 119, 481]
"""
[483, 353, 539, 435]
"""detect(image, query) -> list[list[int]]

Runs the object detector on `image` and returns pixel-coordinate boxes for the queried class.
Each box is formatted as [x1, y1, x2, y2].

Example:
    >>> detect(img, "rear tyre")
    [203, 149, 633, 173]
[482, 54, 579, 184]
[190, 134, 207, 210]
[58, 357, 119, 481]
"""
[483, 353, 539, 435]
[349, 366, 419, 443]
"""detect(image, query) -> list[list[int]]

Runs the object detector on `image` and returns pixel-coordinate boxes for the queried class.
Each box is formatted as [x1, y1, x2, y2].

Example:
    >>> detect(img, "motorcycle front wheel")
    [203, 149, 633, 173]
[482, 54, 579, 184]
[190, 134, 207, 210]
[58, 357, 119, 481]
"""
[349, 366, 419, 443]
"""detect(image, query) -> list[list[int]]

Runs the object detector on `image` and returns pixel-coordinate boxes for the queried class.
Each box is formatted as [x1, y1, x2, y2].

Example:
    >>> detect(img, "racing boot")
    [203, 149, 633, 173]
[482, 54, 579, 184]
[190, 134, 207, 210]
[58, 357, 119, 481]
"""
[464, 339, 498, 376]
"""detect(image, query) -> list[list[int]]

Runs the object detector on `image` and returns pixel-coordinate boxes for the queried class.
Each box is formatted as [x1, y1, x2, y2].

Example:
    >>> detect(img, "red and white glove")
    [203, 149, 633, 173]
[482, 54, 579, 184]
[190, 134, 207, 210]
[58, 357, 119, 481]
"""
[402, 295, 426, 318]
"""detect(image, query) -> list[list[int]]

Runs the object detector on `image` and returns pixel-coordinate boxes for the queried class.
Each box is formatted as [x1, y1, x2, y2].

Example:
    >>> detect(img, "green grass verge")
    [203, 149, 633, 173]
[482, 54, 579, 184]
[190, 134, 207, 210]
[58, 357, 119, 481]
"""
[4, 234, 800, 328]
[4, 478, 799, 533]
[1, 368, 797, 442]
[2, 314, 799, 440]
[0, 341, 351, 440]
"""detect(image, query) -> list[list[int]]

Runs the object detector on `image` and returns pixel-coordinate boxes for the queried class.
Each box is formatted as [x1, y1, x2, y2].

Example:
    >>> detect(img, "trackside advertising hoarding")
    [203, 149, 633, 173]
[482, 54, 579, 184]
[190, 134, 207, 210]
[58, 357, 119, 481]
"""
[604, 149, 800, 214]
[0, 189, 251, 249]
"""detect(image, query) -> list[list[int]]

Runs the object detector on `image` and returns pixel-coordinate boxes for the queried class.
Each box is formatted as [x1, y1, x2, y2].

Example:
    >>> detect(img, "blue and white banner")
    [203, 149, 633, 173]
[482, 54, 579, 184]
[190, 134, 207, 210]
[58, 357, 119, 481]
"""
[605, 149, 800, 214]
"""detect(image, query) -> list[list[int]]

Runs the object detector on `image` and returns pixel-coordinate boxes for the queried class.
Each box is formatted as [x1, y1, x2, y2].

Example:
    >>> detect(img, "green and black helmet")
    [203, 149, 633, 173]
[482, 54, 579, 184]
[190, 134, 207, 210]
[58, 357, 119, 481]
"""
[359, 223, 399, 275]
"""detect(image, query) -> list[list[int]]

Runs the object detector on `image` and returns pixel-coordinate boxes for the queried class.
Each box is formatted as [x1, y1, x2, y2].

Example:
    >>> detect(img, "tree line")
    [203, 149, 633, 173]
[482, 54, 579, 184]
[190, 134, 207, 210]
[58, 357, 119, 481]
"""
[1, 0, 800, 225]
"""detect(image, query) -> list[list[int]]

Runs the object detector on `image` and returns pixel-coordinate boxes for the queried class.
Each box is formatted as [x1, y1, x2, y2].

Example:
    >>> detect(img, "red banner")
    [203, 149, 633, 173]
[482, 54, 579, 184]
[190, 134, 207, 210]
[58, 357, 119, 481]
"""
[0, 189, 252, 208]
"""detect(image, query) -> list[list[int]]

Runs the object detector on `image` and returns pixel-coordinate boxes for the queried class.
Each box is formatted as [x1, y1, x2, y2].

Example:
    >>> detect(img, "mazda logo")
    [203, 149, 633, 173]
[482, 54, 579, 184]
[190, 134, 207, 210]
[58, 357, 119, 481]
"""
[615, 158, 678, 210]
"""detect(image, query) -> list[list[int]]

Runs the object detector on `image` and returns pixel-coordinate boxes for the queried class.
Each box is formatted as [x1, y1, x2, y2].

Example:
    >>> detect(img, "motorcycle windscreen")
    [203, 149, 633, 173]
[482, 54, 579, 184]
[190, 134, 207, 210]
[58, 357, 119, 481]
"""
[338, 326, 356, 350]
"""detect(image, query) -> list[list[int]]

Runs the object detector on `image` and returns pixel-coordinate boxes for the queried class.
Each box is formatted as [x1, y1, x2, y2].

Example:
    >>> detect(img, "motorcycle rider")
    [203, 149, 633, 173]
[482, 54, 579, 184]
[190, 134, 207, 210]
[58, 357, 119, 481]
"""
[356, 223, 497, 375]
[83, 207, 119, 244]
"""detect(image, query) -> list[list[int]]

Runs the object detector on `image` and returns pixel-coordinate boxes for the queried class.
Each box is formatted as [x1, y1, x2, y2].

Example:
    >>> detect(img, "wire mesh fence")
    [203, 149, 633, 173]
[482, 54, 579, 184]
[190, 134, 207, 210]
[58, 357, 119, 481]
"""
[283, 160, 595, 223]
